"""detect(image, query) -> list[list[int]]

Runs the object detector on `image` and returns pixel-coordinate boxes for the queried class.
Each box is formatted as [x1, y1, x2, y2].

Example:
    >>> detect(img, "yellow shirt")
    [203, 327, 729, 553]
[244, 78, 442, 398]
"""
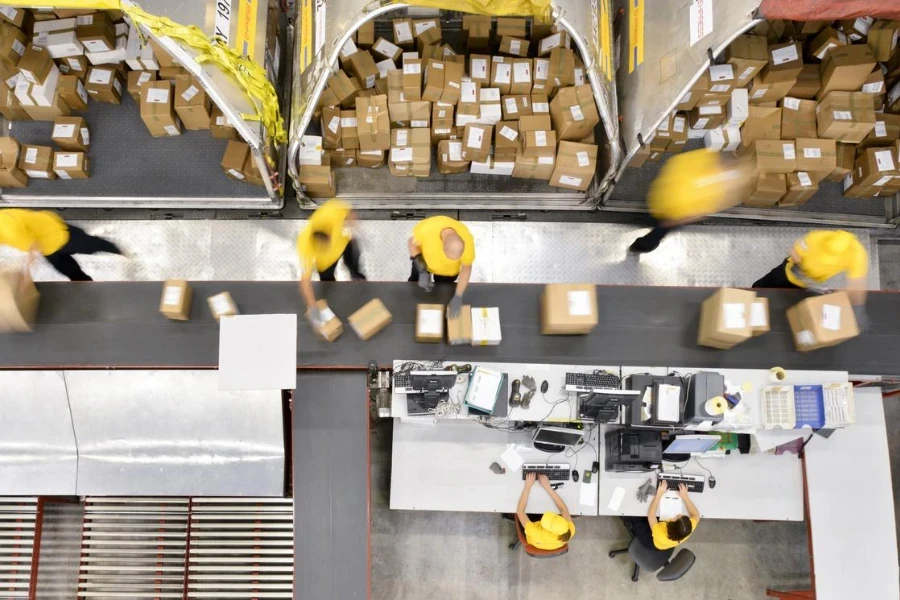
[524, 519, 576, 551]
[0, 209, 69, 255]
[651, 518, 699, 550]
[297, 200, 352, 274]
[412, 216, 475, 277]
[785, 230, 868, 288]
[648, 150, 725, 221]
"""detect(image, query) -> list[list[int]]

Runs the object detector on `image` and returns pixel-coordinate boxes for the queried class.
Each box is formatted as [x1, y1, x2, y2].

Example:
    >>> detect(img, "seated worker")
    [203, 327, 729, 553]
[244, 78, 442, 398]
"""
[752, 230, 868, 322]
[297, 200, 365, 326]
[624, 480, 700, 551]
[515, 473, 575, 550]
[407, 215, 474, 318]
[629, 149, 750, 254]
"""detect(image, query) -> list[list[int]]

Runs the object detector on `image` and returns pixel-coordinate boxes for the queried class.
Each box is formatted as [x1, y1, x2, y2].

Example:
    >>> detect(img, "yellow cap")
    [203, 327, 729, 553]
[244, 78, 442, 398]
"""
[540, 512, 570, 536]
[647, 149, 728, 221]
[793, 230, 864, 281]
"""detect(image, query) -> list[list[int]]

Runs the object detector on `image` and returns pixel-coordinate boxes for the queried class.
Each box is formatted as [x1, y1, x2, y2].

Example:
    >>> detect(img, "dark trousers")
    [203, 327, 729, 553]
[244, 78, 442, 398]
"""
[318, 239, 365, 281]
[622, 516, 655, 550]
[408, 260, 458, 284]
[752, 258, 801, 290]
[44, 225, 122, 281]
[630, 220, 676, 254]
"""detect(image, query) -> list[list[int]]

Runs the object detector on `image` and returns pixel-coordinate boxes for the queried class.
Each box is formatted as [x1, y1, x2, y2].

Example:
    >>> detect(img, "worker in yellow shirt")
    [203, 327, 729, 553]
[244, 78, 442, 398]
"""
[515, 473, 575, 551]
[407, 215, 474, 318]
[0, 209, 123, 281]
[629, 149, 749, 254]
[622, 480, 700, 551]
[297, 200, 364, 326]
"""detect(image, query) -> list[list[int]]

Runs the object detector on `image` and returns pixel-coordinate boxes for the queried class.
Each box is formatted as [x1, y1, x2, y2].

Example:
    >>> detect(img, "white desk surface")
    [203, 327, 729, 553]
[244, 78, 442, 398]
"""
[595, 424, 805, 521]
[391, 360, 620, 422]
[805, 388, 899, 600]
[218, 314, 298, 391]
[390, 419, 601, 516]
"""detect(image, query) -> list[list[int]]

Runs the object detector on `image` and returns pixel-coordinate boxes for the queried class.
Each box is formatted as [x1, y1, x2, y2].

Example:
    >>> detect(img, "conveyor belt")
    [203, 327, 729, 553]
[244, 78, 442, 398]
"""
[1, 281, 900, 375]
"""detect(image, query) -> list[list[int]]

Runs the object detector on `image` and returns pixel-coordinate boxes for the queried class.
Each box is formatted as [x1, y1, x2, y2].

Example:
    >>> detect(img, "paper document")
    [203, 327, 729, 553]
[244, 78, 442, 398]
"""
[580, 481, 597, 507]
[658, 492, 684, 521]
[500, 446, 524, 471]
[607, 486, 626, 511]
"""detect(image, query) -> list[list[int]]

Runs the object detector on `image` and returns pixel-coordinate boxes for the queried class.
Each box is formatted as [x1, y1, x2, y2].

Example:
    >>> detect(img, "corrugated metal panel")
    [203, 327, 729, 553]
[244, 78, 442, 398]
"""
[0, 497, 38, 599]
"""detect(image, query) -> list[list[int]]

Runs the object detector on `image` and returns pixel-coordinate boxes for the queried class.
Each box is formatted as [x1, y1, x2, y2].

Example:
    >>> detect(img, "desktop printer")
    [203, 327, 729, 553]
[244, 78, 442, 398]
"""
[625, 374, 685, 426]
[683, 371, 726, 428]
[604, 429, 662, 472]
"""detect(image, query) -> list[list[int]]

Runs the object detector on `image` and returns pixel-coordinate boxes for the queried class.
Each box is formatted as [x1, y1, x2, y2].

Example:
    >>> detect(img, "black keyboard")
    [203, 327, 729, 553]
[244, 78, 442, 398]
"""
[565, 372, 621, 390]
[522, 463, 570, 481]
[393, 373, 410, 389]
[658, 473, 705, 494]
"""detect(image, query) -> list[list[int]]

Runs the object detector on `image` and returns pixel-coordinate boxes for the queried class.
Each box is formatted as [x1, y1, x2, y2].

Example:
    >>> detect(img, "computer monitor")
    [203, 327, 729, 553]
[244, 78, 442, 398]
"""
[663, 434, 720, 456]
[578, 390, 640, 422]
[532, 425, 584, 453]
[410, 371, 457, 393]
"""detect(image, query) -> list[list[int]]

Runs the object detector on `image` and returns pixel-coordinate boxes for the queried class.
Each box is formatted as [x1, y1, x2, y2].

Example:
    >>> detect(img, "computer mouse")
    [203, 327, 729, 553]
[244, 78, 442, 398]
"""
[540, 380, 549, 394]
[708, 476, 716, 489]
[572, 469, 579, 482]
[592, 461, 600, 474]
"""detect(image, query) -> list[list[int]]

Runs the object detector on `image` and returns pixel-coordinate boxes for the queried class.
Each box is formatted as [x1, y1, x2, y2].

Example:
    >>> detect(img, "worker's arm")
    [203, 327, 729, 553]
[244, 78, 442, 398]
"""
[846, 275, 867, 307]
[539, 475, 571, 521]
[678, 484, 701, 522]
[455, 263, 472, 298]
[516, 473, 536, 525]
[299, 272, 317, 310]
[408, 236, 422, 258]
[647, 480, 667, 527]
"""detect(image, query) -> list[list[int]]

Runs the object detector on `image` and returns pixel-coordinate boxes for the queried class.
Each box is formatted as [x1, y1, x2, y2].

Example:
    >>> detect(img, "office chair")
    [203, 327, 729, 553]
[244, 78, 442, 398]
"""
[609, 537, 696, 582]
[506, 515, 569, 558]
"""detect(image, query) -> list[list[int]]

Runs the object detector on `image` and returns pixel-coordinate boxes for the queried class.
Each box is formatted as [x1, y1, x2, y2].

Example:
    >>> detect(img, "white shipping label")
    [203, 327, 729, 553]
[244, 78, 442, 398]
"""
[723, 303, 747, 329]
[494, 63, 511, 84]
[853, 16, 873, 34]
[796, 330, 815, 346]
[163, 286, 182, 306]
[212, 295, 232, 315]
[694, 117, 709, 128]
[402, 52, 418, 62]
[570, 105, 585, 121]
[771, 44, 799, 65]
[559, 174, 582, 186]
[11, 39, 25, 56]
[340, 38, 357, 58]
[699, 105, 722, 115]
[803, 147, 821, 159]
[738, 66, 756, 81]
[146, 88, 169, 103]
[534, 131, 547, 146]
[80, 127, 90, 145]
[417, 309, 443, 335]
[540, 33, 561, 54]
[875, 149, 896, 172]
[782, 143, 795, 160]
[538, 156, 555, 165]
[340, 117, 357, 128]
[23, 147, 39, 164]
[52, 124, 75, 138]
[499, 126, 518, 141]
[374, 39, 400, 57]
[55, 153, 78, 168]
[471, 58, 487, 79]
[751, 88, 767, 99]
[783, 97, 800, 110]
[448, 141, 462, 161]
[394, 22, 413, 42]
[88, 69, 112, 85]
[437, 110, 447, 118]
[576, 151, 590, 167]
[574, 68, 585, 85]
[414, 20, 436, 35]
[5, 73, 17, 89]
[513, 62, 530, 82]
[391, 147, 413, 162]
[673, 116, 686, 133]
[55, 169, 71, 180]
[894, 29, 900, 51]
[396, 129, 409, 146]
[403, 62, 421, 74]
[874, 175, 893, 187]
[797, 172, 812, 187]
[822, 304, 842, 331]
[833, 110, 852, 120]
[25, 170, 48, 178]
[505, 98, 518, 113]
[467, 126, 484, 148]
[862, 81, 884, 94]
[874, 121, 888, 137]
[843, 173, 854, 191]
[0, 7, 17, 20]
[113, 78, 122, 94]
[460, 81, 477, 103]
[76, 80, 88, 103]
[165, 124, 179, 136]
[411, 120, 428, 128]
[535, 59, 549, 79]
[567, 290, 592, 316]
[181, 85, 199, 101]
[750, 302, 767, 327]
[365, 74, 375, 89]
[327, 116, 340, 134]
[709, 64, 733, 81]
[710, 84, 730, 93]
[319, 307, 336, 322]
[689, 0, 714, 46]
[227, 169, 245, 179]
[480, 88, 500, 102]
[68, 57, 83, 71]
[509, 39, 521, 55]
[533, 102, 549, 113]
[815, 42, 836, 60]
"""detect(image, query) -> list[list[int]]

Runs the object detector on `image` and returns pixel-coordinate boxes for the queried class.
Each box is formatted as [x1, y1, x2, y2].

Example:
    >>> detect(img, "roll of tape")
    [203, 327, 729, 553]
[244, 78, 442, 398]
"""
[770, 367, 787, 382]
[705, 396, 728, 416]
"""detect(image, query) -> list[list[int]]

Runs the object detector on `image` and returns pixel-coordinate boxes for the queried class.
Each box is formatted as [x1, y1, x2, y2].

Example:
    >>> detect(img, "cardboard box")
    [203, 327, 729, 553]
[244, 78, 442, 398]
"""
[703, 126, 741, 152]
[760, 42, 803, 84]
[389, 99, 430, 128]
[372, 37, 402, 63]
[348, 50, 379, 90]
[389, 127, 431, 177]
[51, 116, 88, 150]
[541, 283, 598, 335]
[321, 105, 342, 149]
[160, 279, 192, 321]
[749, 75, 795, 104]
[308, 299, 343, 342]
[547, 48, 575, 89]
[413, 18, 441, 47]
[750, 297, 770, 336]
[512, 152, 555, 180]
[356, 149, 384, 169]
[510, 59, 532, 95]
[0, 136, 25, 187]
[465, 19, 490, 53]
[438, 61, 464, 105]
[789, 65, 821, 100]
[689, 104, 725, 130]
[499, 36, 529, 57]
[299, 164, 335, 197]
[855, 146, 899, 187]
[18, 45, 54, 84]
[725, 34, 769, 85]
[786, 291, 859, 352]
[18, 144, 54, 179]
[357, 20, 375, 48]
[174, 74, 211, 130]
[532, 57, 552, 94]
[490, 57, 512, 96]
[241, 154, 266, 187]
[867, 20, 900, 61]
[126, 69, 155, 102]
[816, 91, 875, 143]
[446, 304, 473, 345]
[52, 150, 88, 180]
[780, 97, 817, 139]
[76, 18, 115, 53]
[817, 44, 876, 100]
[860, 114, 900, 149]
[697, 287, 757, 350]
[740, 106, 783, 151]
[743, 173, 786, 207]
[210, 105, 240, 140]
[327, 70, 360, 109]
[745, 140, 797, 174]
[531, 92, 550, 116]
[21, 93, 69, 121]
[0, 6, 28, 29]
[140, 80, 181, 137]
[808, 27, 848, 61]
[462, 122, 491, 162]
[330, 148, 357, 169]
[340, 110, 359, 149]
[0, 269, 39, 333]
[549, 84, 599, 140]
[348, 298, 392, 340]
[708, 64, 737, 94]
[85, 66, 122, 104]
[473, 157, 516, 176]
[208, 291, 238, 321]
[521, 127, 556, 159]
[421, 59, 445, 102]
[356, 94, 390, 151]
[471, 307, 501, 346]
[496, 17, 526, 38]
[725, 88, 749, 127]
[550, 140, 596, 191]
[392, 18, 414, 49]
[57, 74, 87, 111]
[436, 139, 469, 174]
[827, 143, 857, 182]
[538, 31, 569, 56]
[415, 303, 444, 343]
[780, 172, 818, 206]
[837, 16, 874, 42]
[795, 138, 837, 175]
[221, 140, 249, 181]
[493, 121, 519, 161]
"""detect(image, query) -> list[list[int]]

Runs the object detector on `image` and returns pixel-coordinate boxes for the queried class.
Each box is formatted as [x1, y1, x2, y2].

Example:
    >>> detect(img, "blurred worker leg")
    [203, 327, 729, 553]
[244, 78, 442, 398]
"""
[64, 225, 123, 256]
[621, 516, 655, 550]
[752, 259, 800, 289]
[318, 262, 338, 282]
[629, 222, 674, 254]
[342, 239, 366, 280]
[44, 252, 92, 281]
[433, 274, 459, 284]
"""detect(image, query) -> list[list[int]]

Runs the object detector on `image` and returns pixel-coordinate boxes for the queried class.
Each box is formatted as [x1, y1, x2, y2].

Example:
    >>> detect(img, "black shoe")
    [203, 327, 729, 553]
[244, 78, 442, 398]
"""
[628, 238, 659, 254]
[351, 273, 367, 281]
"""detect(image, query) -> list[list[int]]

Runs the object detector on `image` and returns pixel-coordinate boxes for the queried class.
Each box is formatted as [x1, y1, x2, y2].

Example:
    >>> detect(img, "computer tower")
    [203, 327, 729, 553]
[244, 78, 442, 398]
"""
[683, 371, 726, 427]
[604, 429, 662, 472]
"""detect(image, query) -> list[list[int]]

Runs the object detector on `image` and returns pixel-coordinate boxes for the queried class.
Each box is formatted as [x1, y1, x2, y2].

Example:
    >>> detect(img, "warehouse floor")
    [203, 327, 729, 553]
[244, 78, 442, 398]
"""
[0, 217, 895, 598]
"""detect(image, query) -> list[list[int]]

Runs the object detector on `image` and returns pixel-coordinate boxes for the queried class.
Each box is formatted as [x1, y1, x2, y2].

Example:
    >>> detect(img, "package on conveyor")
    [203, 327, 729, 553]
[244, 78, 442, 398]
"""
[786, 291, 859, 352]
[436, 139, 469, 174]
[697, 288, 763, 350]
[724, 34, 769, 87]
[477, 87, 502, 125]
[816, 91, 875, 144]
[51, 116, 88, 151]
[788, 65, 821, 100]
[125, 22, 158, 70]
[356, 94, 390, 152]
[415, 304, 444, 343]
[499, 35, 529, 58]
[447, 304, 472, 346]
[356, 149, 385, 169]
[75, 11, 115, 54]
[454, 77, 480, 126]
[808, 27, 848, 61]
[413, 18, 441, 49]
[550, 141, 597, 191]
[139, 80, 182, 137]
[744, 140, 797, 174]
[307, 300, 343, 342]
[174, 74, 212, 130]
[126, 70, 155, 102]
[843, 146, 899, 197]
[794, 138, 837, 182]
[299, 164, 335, 198]
[703, 125, 742, 152]
[519, 114, 556, 159]
[748, 74, 794, 105]
[541, 284, 598, 335]
[472, 157, 515, 177]
[471, 307, 501, 346]
[742, 173, 786, 208]
[18, 144, 54, 179]
[53, 150, 89, 179]
[779, 172, 818, 206]
[0, 268, 39, 333]
[0, 137, 26, 188]
[84, 65, 121, 104]
[372, 37, 402, 63]
[494, 121, 519, 162]
[57, 74, 87, 111]
[496, 17, 526, 39]
[859, 114, 900, 149]
[222, 140, 252, 182]
[780, 97, 817, 139]
[462, 122, 491, 162]
[0, 88, 29, 122]
[817, 44, 876, 100]
[738, 106, 781, 151]
[550, 84, 599, 141]
[32, 18, 83, 59]
[462, 15, 490, 53]
[389, 128, 431, 177]
[348, 298, 392, 340]
[208, 292, 238, 321]
[160, 279, 193, 321]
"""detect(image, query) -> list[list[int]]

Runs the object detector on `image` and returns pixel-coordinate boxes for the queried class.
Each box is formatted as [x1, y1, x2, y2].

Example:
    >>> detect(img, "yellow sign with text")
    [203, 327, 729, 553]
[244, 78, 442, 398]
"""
[628, 0, 645, 73]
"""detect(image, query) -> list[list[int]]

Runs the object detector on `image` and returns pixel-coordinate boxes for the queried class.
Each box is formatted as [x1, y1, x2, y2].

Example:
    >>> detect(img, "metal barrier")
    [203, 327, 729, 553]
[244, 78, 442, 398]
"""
[0, 497, 38, 599]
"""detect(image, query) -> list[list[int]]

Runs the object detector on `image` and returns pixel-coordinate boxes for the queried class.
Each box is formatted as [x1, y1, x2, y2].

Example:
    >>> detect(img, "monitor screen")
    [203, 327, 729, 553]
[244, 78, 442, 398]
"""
[410, 372, 457, 392]
[533, 426, 584, 448]
[579, 390, 640, 420]
[663, 435, 720, 455]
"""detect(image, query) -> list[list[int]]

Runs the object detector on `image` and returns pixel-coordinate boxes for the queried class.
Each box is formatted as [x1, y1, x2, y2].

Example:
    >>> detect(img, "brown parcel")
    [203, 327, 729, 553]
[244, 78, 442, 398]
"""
[85, 66, 122, 104]
[688, 105, 725, 130]
[541, 284, 598, 335]
[780, 97, 817, 140]
[749, 297, 770, 336]
[140, 81, 182, 137]
[462, 122, 491, 162]
[827, 143, 857, 182]
[51, 116, 88, 151]
[860, 114, 900, 149]
[547, 48, 575, 89]
[780, 172, 818, 207]
[697, 287, 757, 350]
[855, 147, 899, 187]
[788, 65, 821, 100]
[521, 128, 556, 159]
[348, 298, 392, 340]
[724, 34, 769, 85]
[159, 279, 193, 321]
[759, 42, 803, 83]
[210, 105, 241, 141]
[413, 18, 442, 47]
[550, 141, 597, 192]
[436, 139, 469, 174]
[174, 75, 212, 130]
[0, 89, 29, 122]
[512, 152, 555, 180]
[867, 20, 900, 61]
[327, 70, 361, 109]
[321, 105, 342, 149]
[415, 303, 445, 343]
[52, 151, 89, 180]
[340, 110, 360, 149]
[494, 121, 519, 161]
[795, 138, 837, 179]
[18, 144, 54, 179]
[786, 291, 859, 352]
[499, 36, 529, 57]
[207, 292, 238, 321]
[748, 75, 794, 104]
[549, 84, 599, 140]
[347, 50, 379, 90]
[422, 59, 445, 102]
[127, 70, 156, 102]
[742, 173, 786, 207]
[356, 94, 391, 151]
[509, 59, 532, 95]
[17, 45, 54, 84]
[388, 127, 431, 177]
[221, 140, 250, 181]
[745, 140, 797, 174]
[0, 137, 26, 188]
[816, 91, 875, 143]
[0, 269, 39, 333]
[817, 44, 877, 100]
[392, 18, 415, 49]
[738, 106, 781, 150]
[447, 304, 473, 345]
[496, 17, 527, 38]
[808, 27, 848, 61]
[308, 299, 343, 343]
[298, 164, 335, 198]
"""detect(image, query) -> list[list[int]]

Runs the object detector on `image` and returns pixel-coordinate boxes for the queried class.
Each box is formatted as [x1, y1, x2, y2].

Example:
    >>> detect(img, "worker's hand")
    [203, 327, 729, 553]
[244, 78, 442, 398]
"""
[307, 305, 323, 329]
[677, 483, 689, 499]
[656, 480, 668, 496]
[852, 304, 869, 332]
[538, 474, 552, 491]
[412, 255, 433, 292]
[524, 472, 536, 488]
[448, 294, 463, 319]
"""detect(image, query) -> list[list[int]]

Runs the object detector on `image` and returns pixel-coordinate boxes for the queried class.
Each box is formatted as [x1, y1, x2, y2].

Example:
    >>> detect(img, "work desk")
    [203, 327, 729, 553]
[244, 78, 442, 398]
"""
[4, 281, 900, 375]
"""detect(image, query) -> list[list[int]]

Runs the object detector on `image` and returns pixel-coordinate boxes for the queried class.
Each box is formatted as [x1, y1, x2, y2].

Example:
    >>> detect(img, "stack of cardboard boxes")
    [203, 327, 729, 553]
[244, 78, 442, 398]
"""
[632, 18, 900, 206]
[305, 16, 602, 197]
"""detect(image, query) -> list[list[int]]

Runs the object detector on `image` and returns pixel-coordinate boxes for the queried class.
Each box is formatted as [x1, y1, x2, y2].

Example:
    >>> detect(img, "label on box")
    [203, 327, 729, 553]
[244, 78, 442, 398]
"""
[319, 307, 336, 322]
[480, 88, 500, 102]
[448, 81, 460, 89]
[534, 131, 547, 146]
[504, 97, 518, 113]
[572, 151, 591, 168]
[394, 22, 413, 42]
[82, 39, 111, 52]
[76, 80, 88, 103]
[391, 147, 413, 162]
[694, 117, 709, 128]
[0, 7, 16, 20]
[710, 84, 729, 93]
[25, 169, 48, 178]
[570, 105, 585, 121]
[723, 303, 746, 329]
[365, 74, 375, 88]
[395, 129, 408, 146]
[227, 168, 245, 179]
[874, 175, 893, 187]
[494, 63, 511, 84]
[782, 143, 795, 160]
[672, 116, 686, 133]
[80, 128, 90, 145]
[327, 116, 340, 134]
[340, 38, 357, 58]
[24, 147, 37, 164]
[499, 125, 518, 141]
[55, 153, 78, 168]
[11, 39, 25, 57]
[513, 62, 530, 82]
[875, 149, 895, 172]
[403, 62, 421, 74]
[738, 66, 756, 81]
[833, 110, 852, 121]
[340, 117, 357, 128]
[89, 69, 112, 85]
[448, 141, 462, 161]
[538, 156, 554, 164]
[442, 46, 455, 58]
[533, 102, 549, 113]
[471, 58, 487, 79]
[567, 290, 592, 316]
[751, 88, 767, 99]
[699, 105, 722, 115]
[146, 87, 169, 103]
[417, 309, 443, 335]
[374, 39, 399, 57]
[414, 20, 436, 35]
[750, 302, 767, 327]
[411, 119, 428, 127]
[164, 124, 179, 136]
[843, 173, 854, 191]
[783, 97, 800, 110]
[796, 329, 815, 346]
[510, 39, 521, 55]
[76, 14, 93, 25]
[573, 68, 585, 85]
[822, 304, 841, 331]
[559, 174, 582, 186]
[55, 169, 71, 179]
[180, 84, 200, 100]
[211, 294, 232, 315]
[535, 59, 548, 80]
[460, 81, 477, 103]
[772, 44, 799, 65]
[467, 126, 484, 148]
[853, 16, 873, 34]
[5, 73, 17, 89]
[540, 33, 561, 54]
[874, 121, 887, 137]
[163, 285, 182, 306]
[437, 109, 447, 118]
[53, 123, 76, 138]
[862, 81, 884, 94]
[797, 171, 812, 187]
[815, 42, 836, 60]
[802, 147, 821, 159]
